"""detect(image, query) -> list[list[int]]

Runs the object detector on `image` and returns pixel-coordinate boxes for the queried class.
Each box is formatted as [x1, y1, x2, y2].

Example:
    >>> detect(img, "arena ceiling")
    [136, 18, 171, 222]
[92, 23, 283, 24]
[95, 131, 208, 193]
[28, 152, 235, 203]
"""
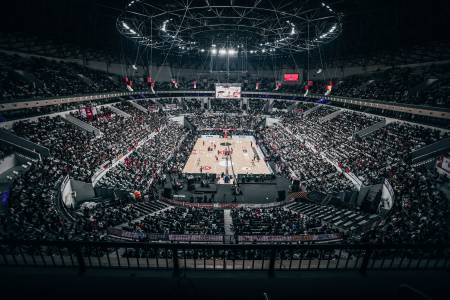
[0, 0, 449, 62]
[116, 0, 342, 56]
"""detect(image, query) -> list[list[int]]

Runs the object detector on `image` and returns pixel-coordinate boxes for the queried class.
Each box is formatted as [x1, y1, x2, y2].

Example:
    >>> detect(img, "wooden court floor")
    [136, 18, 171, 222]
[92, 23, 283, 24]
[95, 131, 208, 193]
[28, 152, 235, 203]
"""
[182, 137, 272, 175]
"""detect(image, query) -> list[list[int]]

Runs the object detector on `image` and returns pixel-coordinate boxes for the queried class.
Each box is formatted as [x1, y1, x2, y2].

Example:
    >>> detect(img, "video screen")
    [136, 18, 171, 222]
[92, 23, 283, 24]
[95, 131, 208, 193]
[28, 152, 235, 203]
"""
[215, 84, 241, 98]
[283, 73, 300, 82]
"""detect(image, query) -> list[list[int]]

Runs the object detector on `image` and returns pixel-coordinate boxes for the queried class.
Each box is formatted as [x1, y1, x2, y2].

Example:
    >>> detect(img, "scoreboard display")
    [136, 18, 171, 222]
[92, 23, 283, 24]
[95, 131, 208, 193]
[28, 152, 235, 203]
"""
[215, 83, 241, 99]
[283, 73, 300, 82]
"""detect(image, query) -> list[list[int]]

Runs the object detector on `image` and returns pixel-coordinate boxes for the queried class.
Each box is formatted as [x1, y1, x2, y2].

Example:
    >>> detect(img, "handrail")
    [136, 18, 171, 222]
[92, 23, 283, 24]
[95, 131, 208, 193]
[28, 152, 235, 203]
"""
[1, 239, 449, 250]
[1, 239, 448, 275]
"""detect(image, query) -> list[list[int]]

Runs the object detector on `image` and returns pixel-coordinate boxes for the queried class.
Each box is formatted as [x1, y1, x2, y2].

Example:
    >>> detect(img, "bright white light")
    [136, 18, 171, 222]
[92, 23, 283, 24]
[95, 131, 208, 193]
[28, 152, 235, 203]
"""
[211, 44, 216, 47]
[227, 48, 237, 55]
[290, 27, 296, 35]
[218, 48, 227, 55]
[261, 49, 266, 53]
[129, 29, 136, 34]
[211, 48, 218, 55]
[200, 49, 205, 52]
[162, 20, 169, 32]
[122, 22, 130, 30]
[132, 64, 137, 70]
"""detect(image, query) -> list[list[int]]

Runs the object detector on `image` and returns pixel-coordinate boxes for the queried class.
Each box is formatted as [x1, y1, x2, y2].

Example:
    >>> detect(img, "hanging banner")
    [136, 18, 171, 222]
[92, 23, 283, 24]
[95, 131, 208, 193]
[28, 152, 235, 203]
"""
[274, 81, 282, 91]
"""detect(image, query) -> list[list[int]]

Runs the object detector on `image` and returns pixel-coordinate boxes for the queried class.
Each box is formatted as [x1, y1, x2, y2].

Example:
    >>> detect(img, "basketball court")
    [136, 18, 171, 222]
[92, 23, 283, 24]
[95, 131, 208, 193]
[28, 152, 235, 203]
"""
[182, 135, 272, 176]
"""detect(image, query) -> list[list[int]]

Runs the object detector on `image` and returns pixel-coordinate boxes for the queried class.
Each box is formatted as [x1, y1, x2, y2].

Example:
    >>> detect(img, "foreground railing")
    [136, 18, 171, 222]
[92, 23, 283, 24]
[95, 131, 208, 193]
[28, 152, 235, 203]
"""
[0, 240, 448, 275]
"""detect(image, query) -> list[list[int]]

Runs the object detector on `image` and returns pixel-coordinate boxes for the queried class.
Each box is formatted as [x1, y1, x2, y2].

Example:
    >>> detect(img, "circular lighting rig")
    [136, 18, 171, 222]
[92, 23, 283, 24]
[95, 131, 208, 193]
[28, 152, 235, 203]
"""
[117, 0, 343, 56]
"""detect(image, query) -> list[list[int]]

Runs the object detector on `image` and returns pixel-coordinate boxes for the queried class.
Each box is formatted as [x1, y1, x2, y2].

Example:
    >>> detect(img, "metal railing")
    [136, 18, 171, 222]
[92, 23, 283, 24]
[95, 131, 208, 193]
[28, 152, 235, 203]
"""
[0, 240, 448, 275]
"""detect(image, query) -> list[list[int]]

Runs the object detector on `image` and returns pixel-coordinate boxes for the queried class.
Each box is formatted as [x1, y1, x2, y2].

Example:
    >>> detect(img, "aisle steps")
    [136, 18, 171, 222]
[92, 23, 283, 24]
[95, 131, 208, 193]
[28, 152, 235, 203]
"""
[133, 201, 168, 215]
[288, 200, 380, 233]
[223, 209, 234, 237]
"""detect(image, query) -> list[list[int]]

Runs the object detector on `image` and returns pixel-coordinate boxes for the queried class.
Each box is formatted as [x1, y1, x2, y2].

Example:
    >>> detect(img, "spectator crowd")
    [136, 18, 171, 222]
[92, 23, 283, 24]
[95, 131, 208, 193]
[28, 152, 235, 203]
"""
[0, 94, 447, 248]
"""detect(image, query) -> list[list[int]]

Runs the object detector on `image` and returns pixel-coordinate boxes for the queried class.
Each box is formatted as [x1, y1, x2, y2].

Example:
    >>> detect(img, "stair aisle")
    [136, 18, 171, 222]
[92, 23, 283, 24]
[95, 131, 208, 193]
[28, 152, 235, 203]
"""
[288, 200, 381, 233]
[223, 209, 234, 237]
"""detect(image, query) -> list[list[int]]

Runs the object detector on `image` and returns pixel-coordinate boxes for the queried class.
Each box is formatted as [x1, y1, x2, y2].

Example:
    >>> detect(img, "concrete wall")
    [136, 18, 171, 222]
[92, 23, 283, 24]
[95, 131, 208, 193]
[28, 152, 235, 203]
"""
[0, 154, 16, 175]
[61, 175, 75, 209]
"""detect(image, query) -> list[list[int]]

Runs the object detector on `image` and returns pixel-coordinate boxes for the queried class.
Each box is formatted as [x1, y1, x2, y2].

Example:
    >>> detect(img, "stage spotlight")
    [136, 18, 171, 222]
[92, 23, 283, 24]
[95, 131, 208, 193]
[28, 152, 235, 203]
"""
[132, 64, 137, 70]
[218, 48, 227, 55]
[211, 48, 217, 55]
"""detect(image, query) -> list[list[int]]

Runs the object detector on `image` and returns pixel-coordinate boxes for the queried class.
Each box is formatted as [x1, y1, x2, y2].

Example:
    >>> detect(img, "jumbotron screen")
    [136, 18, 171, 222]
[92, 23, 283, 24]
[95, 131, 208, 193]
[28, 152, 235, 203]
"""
[283, 73, 300, 82]
[215, 83, 241, 99]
